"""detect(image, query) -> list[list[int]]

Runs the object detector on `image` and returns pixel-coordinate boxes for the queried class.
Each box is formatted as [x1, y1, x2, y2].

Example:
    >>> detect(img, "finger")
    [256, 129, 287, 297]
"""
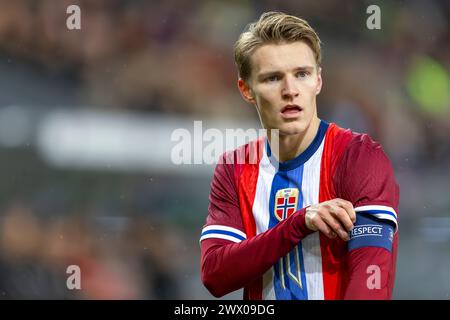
[320, 210, 349, 241]
[313, 216, 337, 239]
[330, 205, 354, 231]
[335, 198, 356, 223]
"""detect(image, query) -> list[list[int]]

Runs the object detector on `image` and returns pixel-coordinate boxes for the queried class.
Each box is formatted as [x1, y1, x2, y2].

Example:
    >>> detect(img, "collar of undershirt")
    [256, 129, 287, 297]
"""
[266, 119, 329, 171]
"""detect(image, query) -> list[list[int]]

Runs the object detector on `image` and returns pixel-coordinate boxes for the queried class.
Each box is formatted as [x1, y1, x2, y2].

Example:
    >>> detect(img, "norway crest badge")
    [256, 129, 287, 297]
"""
[274, 188, 299, 221]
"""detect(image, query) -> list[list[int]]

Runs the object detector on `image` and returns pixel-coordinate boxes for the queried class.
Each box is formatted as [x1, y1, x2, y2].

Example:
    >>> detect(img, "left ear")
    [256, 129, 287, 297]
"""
[315, 66, 323, 95]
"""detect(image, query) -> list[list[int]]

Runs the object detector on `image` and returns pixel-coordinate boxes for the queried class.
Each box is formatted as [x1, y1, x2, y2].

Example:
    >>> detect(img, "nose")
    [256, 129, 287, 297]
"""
[281, 75, 299, 100]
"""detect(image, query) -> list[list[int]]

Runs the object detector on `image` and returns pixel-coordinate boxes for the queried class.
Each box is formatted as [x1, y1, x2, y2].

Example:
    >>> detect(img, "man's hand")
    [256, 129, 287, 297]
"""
[305, 198, 356, 241]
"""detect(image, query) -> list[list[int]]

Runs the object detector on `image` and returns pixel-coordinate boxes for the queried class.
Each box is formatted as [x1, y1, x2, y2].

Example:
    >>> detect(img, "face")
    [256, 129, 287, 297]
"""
[238, 41, 322, 136]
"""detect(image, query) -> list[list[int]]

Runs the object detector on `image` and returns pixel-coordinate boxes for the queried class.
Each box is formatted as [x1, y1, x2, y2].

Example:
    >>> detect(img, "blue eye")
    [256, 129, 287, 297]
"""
[265, 75, 280, 82]
[296, 71, 309, 78]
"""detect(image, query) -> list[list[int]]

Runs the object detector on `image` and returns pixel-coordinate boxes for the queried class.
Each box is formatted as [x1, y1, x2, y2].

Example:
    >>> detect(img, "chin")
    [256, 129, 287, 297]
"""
[277, 120, 308, 136]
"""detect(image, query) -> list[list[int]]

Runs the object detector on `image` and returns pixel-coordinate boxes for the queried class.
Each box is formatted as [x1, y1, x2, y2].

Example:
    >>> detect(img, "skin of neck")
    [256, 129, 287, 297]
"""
[267, 115, 321, 163]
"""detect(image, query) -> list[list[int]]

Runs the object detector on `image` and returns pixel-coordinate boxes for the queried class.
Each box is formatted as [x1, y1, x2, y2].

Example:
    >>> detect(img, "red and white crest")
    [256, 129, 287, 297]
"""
[274, 188, 299, 221]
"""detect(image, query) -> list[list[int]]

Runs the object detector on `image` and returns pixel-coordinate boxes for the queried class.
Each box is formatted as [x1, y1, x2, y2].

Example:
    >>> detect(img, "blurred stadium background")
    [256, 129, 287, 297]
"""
[0, 0, 448, 299]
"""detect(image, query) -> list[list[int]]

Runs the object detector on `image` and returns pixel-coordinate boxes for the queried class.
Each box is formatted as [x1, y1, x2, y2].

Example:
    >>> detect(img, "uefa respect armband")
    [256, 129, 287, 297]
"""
[348, 212, 395, 252]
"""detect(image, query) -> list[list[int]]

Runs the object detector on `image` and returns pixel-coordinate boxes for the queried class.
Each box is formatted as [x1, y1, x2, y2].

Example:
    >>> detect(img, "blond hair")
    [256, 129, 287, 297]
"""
[234, 11, 322, 81]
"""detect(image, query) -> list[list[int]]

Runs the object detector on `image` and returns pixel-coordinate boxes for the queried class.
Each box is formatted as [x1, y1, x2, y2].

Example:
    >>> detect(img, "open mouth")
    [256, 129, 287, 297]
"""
[281, 104, 302, 116]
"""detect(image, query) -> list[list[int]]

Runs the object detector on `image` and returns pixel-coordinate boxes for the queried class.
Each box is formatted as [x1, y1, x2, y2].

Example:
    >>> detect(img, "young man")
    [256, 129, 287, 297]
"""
[200, 12, 399, 300]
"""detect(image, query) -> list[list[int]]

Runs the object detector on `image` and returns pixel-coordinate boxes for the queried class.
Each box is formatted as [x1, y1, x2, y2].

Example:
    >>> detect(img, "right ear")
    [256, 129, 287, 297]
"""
[238, 78, 256, 104]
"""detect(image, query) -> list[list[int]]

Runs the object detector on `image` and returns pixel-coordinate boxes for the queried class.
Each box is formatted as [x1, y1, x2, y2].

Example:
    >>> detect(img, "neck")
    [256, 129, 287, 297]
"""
[268, 117, 321, 163]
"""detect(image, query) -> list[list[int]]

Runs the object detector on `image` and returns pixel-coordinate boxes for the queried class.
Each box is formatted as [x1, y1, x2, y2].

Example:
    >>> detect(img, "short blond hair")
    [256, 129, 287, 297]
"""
[234, 11, 322, 81]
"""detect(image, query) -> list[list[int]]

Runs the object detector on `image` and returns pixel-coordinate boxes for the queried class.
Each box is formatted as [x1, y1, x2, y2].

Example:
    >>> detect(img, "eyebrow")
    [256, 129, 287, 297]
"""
[257, 66, 315, 80]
